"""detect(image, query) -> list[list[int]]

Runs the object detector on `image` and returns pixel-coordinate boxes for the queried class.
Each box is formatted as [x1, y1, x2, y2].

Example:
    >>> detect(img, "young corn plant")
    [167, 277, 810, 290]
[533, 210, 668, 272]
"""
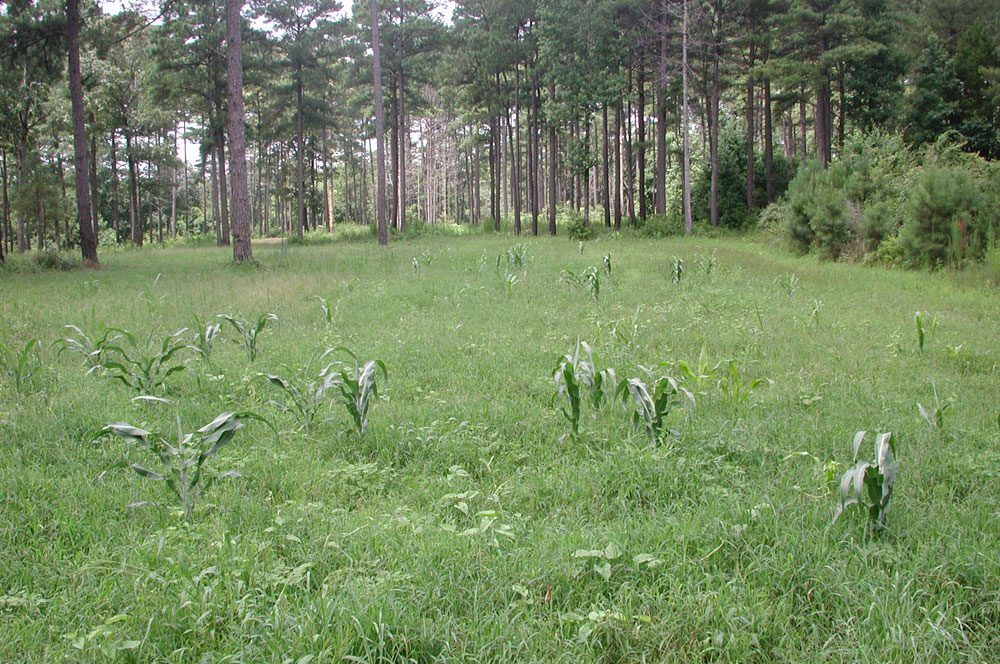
[675, 346, 719, 397]
[834, 431, 898, 532]
[718, 359, 765, 413]
[617, 368, 695, 446]
[255, 349, 343, 434]
[103, 399, 270, 519]
[670, 256, 684, 284]
[314, 295, 339, 327]
[561, 266, 602, 301]
[187, 315, 222, 362]
[94, 328, 189, 394]
[326, 347, 387, 436]
[218, 312, 279, 362]
[914, 311, 938, 354]
[0, 338, 42, 394]
[552, 341, 617, 437]
[917, 379, 951, 431]
[56, 322, 123, 368]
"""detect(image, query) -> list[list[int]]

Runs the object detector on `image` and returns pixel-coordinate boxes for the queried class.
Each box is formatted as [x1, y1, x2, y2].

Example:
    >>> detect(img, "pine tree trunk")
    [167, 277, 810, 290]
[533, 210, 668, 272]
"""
[547, 82, 557, 235]
[295, 66, 305, 236]
[602, 104, 611, 227]
[746, 43, 756, 211]
[764, 78, 774, 204]
[67, 0, 98, 266]
[614, 101, 622, 232]
[226, 0, 253, 264]
[682, 0, 692, 235]
[370, 0, 388, 245]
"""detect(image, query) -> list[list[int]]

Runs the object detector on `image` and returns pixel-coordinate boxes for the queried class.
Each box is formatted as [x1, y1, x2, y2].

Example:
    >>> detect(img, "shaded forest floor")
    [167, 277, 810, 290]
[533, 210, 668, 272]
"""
[2, 232, 1000, 662]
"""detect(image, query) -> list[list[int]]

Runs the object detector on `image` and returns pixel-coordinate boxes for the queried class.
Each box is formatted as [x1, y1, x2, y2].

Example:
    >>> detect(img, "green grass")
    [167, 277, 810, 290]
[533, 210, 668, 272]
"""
[2, 231, 999, 662]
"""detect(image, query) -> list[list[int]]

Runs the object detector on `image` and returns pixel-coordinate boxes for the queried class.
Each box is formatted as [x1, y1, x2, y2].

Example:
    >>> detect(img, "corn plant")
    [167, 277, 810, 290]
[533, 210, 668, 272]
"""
[775, 272, 800, 296]
[675, 346, 719, 397]
[670, 256, 684, 283]
[218, 312, 278, 361]
[617, 368, 694, 446]
[561, 266, 602, 301]
[834, 431, 897, 531]
[255, 349, 343, 433]
[187, 315, 222, 362]
[915, 311, 938, 354]
[94, 328, 189, 394]
[0, 338, 42, 394]
[103, 399, 270, 519]
[497, 243, 531, 270]
[717, 359, 765, 413]
[56, 322, 123, 368]
[325, 347, 387, 436]
[313, 296, 338, 327]
[917, 379, 951, 431]
[552, 341, 617, 436]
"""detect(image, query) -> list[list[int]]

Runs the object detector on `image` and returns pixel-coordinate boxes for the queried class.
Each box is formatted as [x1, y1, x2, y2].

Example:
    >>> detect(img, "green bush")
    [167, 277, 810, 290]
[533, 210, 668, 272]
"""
[565, 209, 595, 241]
[900, 165, 980, 267]
[32, 248, 78, 271]
[693, 120, 796, 230]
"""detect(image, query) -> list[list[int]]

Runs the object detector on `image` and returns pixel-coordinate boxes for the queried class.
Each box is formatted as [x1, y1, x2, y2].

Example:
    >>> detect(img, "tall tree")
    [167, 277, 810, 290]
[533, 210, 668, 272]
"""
[370, 0, 388, 245]
[67, 0, 98, 266]
[226, 0, 253, 263]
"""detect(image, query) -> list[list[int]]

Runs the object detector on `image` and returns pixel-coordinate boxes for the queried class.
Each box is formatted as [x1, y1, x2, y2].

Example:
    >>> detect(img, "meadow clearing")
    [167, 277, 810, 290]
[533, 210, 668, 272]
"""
[1, 231, 999, 662]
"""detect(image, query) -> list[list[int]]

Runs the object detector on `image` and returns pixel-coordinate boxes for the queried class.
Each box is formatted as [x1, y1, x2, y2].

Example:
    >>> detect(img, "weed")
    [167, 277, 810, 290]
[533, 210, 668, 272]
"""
[102, 398, 269, 519]
[218, 312, 279, 362]
[0, 338, 42, 394]
[834, 430, 897, 531]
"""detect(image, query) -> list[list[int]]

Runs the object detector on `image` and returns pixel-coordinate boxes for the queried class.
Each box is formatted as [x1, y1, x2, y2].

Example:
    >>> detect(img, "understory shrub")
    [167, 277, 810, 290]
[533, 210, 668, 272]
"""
[900, 164, 980, 267]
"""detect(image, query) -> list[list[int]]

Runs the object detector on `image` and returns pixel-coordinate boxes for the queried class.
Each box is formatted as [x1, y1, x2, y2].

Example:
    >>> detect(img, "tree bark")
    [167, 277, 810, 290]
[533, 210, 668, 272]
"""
[764, 78, 774, 204]
[637, 61, 646, 221]
[682, 0, 692, 234]
[547, 82, 557, 235]
[295, 64, 305, 236]
[370, 0, 388, 245]
[67, 0, 98, 266]
[613, 102, 622, 232]
[602, 104, 610, 227]
[226, 0, 253, 264]
[746, 42, 756, 211]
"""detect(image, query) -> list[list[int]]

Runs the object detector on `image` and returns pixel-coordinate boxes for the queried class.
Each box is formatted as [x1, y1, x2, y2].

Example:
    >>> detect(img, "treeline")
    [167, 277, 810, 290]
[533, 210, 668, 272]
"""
[1, 0, 998, 263]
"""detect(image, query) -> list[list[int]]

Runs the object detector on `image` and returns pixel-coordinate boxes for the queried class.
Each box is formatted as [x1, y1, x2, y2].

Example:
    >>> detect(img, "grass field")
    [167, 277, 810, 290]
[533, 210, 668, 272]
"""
[2, 231, 999, 662]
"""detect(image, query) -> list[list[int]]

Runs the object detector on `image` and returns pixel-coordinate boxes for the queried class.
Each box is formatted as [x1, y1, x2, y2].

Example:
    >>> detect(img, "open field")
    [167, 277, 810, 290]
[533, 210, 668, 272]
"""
[2, 233, 999, 662]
